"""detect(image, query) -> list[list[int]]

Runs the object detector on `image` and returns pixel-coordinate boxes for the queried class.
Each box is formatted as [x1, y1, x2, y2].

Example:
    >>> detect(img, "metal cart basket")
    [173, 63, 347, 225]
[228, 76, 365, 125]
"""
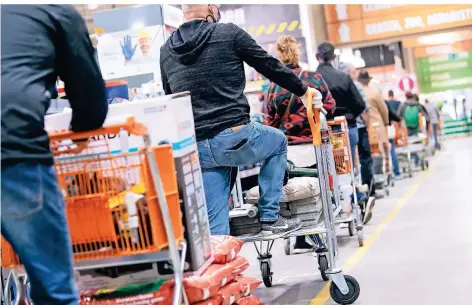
[1, 117, 188, 305]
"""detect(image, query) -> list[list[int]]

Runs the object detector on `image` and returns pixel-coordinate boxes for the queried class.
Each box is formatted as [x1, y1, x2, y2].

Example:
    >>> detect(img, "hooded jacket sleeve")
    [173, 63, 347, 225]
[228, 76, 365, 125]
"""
[55, 5, 108, 132]
[231, 24, 307, 97]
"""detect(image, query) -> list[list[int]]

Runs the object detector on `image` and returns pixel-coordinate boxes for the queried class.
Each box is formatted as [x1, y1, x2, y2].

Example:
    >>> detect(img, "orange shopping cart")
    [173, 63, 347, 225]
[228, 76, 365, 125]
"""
[393, 120, 413, 178]
[368, 122, 393, 196]
[327, 117, 364, 247]
[1, 117, 186, 305]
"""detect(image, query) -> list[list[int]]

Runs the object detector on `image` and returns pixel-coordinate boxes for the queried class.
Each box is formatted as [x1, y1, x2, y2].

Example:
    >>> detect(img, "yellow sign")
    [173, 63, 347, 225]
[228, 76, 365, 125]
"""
[246, 20, 302, 37]
[325, 5, 472, 45]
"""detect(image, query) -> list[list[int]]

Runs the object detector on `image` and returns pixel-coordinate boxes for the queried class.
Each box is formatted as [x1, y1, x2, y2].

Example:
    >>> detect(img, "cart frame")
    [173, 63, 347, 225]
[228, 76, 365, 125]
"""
[1, 117, 188, 305]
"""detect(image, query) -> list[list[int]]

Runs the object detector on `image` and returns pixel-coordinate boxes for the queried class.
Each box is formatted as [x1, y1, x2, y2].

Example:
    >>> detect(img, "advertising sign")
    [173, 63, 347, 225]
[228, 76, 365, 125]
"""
[416, 51, 472, 93]
[325, 5, 472, 45]
[97, 25, 165, 80]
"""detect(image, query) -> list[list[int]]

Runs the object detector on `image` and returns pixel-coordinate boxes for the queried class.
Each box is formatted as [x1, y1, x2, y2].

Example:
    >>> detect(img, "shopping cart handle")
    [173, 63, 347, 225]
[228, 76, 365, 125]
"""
[305, 92, 324, 146]
[48, 116, 148, 142]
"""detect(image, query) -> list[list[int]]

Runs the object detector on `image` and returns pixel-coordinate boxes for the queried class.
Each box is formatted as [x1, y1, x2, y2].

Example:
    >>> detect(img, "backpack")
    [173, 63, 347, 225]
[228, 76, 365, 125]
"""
[404, 105, 419, 129]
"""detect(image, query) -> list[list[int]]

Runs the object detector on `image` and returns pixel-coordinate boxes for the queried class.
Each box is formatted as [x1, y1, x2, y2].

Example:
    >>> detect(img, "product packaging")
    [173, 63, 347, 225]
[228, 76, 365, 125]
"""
[234, 295, 265, 305]
[211, 236, 244, 264]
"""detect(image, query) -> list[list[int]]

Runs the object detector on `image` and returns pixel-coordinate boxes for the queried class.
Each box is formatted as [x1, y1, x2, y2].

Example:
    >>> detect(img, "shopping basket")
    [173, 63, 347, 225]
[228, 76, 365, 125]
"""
[1, 117, 186, 305]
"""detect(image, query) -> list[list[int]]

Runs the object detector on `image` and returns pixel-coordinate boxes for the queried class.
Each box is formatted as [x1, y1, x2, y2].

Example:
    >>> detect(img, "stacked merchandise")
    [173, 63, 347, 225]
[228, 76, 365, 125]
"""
[80, 236, 264, 305]
[231, 177, 323, 236]
[185, 236, 264, 305]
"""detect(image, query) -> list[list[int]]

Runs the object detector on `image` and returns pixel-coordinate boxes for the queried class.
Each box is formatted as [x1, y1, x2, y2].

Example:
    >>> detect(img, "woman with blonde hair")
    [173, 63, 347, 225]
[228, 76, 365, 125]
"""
[262, 35, 335, 253]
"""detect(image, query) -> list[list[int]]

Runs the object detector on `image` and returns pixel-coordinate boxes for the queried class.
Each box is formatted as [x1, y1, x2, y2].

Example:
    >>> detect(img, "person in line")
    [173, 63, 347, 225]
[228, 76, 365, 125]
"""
[315, 42, 366, 164]
[339, 62, 375, 224]
[398, 92, 430, 136]
[424, 99, 441, 149]
[358, 71, 389, 199]
[159, 4, 321, 236]
[386, 90, 402, 179]
[263, 35, 335, 253]
[2, 5, 108, 305]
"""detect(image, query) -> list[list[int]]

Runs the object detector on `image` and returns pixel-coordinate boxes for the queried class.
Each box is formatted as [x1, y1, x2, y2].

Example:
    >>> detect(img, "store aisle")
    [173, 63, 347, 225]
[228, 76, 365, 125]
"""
[241, 137, 472, 305]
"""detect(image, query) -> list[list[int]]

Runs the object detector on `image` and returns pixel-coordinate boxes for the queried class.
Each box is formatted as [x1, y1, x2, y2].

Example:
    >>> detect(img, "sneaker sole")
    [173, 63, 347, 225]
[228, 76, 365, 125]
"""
[363, 198, 375, 225]
[260, 222, 303, 238]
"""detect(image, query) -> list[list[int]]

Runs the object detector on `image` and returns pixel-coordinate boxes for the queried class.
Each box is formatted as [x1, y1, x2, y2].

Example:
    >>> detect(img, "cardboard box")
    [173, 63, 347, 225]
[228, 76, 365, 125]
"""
[45, 92, 213, 274]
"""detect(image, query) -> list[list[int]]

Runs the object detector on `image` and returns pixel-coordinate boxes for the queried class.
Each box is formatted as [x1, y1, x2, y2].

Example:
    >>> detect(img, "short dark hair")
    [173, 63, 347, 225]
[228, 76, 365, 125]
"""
[316, 42, 335, 62]
[405, 92, 415, 99]
[388, 90, 394, 97]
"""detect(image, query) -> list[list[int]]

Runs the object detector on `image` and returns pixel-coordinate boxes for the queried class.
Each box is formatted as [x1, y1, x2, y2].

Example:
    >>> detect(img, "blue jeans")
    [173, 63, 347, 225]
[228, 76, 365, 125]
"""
[348, 126, 359, 162]
[389, 139, 400, 176]
[1, 162, 78, 305]
[198, 122, 287, 235]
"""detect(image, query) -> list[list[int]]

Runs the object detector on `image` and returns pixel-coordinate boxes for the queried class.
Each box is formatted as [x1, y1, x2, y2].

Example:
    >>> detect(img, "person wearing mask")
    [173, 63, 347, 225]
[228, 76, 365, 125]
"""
[386, 90, 402, 179]
[339, 62, 375, 223]
[358, 71, 389, 198]
[263, 35, 335, 253]
[424, 99, 441, 150]
[2, 5, 108, 305]
[160, 4, 321, 236]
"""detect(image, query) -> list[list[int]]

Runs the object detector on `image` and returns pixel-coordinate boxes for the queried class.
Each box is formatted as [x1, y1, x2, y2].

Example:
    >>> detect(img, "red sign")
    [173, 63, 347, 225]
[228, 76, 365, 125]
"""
[398, 76, 415, 92]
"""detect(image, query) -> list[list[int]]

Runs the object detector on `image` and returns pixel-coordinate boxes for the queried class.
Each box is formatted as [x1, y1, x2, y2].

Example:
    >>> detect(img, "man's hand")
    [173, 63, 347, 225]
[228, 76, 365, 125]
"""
[301, 87, 324, 110]
[120, 35, 137, 61]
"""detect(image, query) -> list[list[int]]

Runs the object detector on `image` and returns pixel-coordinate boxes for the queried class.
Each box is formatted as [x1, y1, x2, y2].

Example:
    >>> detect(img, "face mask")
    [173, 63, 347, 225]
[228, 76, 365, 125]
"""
[206, 4, 221, 23]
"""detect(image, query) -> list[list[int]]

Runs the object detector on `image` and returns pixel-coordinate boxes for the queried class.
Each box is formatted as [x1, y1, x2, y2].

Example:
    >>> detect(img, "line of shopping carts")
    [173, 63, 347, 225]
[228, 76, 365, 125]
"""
[229, 95, 362, 304]
[1, 95, 363, 305]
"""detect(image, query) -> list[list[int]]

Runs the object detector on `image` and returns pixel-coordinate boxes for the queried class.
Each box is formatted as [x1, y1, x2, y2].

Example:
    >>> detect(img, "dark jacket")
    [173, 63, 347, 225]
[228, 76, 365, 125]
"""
[160, 20, 307, 141]
[1, 5, 108, 165]
[386, 101, 401, 124]
[316, 63, 366, 127]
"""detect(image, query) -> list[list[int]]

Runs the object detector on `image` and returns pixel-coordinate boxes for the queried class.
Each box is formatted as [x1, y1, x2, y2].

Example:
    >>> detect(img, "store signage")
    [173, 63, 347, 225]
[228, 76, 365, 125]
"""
[403, 28, 472, 48]
[414, 40, 472, 58]
[325, 5, 472, 45]
[398, 75, 416, 92]
[416, 51, 472, 93]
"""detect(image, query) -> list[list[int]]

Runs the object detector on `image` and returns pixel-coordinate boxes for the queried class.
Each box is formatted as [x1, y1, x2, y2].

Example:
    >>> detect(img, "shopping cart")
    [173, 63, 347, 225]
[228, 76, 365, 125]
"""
[236, 95, 361, 304]
[368, 123, 393, 196]
[393, 120, 413, 178]
[400, 113, 430, 172]
[1, 117, 187, 305]
[327, 117, 364, 247]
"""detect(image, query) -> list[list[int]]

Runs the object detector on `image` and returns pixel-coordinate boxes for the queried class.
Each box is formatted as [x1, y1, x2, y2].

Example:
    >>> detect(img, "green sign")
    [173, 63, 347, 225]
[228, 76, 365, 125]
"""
[416, 51, 472, 94]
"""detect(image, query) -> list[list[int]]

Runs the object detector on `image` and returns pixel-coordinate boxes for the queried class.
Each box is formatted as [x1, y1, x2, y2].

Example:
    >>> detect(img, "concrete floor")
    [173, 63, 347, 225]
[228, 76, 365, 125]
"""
[240, 137, 472, 305]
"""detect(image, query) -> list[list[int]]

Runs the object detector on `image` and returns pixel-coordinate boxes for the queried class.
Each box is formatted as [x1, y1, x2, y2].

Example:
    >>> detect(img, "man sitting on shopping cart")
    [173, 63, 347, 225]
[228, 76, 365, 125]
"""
[159, 4, 322, 236]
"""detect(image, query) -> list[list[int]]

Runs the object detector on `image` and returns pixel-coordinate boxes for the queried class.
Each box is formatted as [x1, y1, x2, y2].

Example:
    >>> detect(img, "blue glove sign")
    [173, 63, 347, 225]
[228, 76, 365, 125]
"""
[120, 35, 137, 61]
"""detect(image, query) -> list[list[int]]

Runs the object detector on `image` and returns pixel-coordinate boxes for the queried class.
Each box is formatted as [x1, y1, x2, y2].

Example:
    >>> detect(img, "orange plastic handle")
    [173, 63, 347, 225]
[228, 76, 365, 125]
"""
[48, 116, 148, 142]
[305, 91, 322, 146]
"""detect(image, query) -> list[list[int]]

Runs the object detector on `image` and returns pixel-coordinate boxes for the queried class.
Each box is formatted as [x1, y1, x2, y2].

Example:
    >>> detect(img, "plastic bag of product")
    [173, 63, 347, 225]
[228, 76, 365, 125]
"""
[234, 276, 262, 297]
[211, 236, 244, 264]
[217, 282, 244, 305]
[192, 295, 223, 305]
[202, 262, 234, 288]
[79, 280, 173, 305]
[184, 276, 220, 304]
[234, 295, 265, 305]
[227, 256, 250, 276]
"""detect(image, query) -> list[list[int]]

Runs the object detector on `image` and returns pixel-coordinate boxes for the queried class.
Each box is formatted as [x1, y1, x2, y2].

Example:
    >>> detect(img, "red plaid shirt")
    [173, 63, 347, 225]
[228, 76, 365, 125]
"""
[262, 64, 336, 144]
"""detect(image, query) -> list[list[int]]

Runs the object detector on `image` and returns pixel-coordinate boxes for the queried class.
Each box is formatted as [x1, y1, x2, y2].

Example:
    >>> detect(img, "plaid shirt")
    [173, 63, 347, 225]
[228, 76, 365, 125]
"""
[262, 64, 336, 144]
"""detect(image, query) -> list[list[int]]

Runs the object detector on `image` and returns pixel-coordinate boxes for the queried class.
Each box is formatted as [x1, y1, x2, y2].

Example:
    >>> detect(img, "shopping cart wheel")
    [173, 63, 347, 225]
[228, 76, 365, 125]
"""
[330, 275, 360, 305]
[261, 262, 273, 288]
[357, 229, 364, 247]
[348, 221, 355, 237]
[385, 188, 390, 196]
[318, 254, 329, 281]
[425, 160, 429, 169]
[284, 238, 292, 256]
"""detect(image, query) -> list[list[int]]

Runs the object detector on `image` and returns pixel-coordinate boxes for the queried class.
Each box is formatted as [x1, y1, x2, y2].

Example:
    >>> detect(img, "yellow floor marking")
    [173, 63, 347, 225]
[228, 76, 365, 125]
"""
[310, 155, 441, 305]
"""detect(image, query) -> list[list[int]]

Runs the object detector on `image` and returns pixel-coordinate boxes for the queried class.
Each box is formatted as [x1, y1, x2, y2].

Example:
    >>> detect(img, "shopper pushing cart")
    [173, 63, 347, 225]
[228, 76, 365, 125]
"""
[1, 5, 108, 305]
